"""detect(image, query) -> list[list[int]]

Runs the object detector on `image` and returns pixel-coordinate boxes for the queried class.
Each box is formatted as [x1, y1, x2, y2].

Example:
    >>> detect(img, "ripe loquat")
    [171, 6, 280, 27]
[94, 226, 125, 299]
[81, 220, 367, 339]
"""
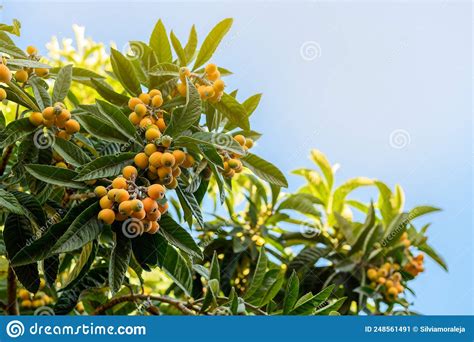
[98, 209, 115, 224]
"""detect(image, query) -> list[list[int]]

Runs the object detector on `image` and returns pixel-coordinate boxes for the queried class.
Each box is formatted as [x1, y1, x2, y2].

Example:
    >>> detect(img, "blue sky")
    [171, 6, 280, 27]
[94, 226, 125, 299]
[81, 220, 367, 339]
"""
[1, 1, 472, 314]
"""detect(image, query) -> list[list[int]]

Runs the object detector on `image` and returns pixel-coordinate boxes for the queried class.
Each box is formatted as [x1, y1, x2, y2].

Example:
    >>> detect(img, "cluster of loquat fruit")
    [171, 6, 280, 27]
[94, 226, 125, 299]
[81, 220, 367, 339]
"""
[367, 262, 405, 302]
[95, 165, 168, 234]
[28, 102, 81, 140]
[0, 45, 49, 102]
[128, 88, 165, 128]
[220, 134, 253, 178]
[18, 280, 53, 310]
[404, 254, 424, 277]
[176, 64, 225, 102]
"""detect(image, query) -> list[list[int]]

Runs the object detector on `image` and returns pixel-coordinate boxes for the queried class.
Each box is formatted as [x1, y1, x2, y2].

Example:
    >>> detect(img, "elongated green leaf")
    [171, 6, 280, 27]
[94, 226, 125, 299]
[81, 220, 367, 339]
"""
[283, 271, 300, 314]
[310, 149, 334, 190]
[290, 285, 335, 315]
[11, 190, 46, 226]
[315, 297, 346, 315]
[278, 193, 321, 216]
[51, 202, 102, 254]
[0, 118, 36, 148]
[8, 59, 50, 69]
[110, 48, 141, 95]
[52, 64, 73, 103]
[184, 25, 198, 62]
[211, 93, 250, 131]
[159, 214, 202, 258]
[29, 77, 52, 110]
[0, 41, 27, 58]
[3, 213, 40, 293]
[90, 79, 129, 106]
[409, 206, 441, 220]
[193, 18, 233, 70]
[382, 213, 409, 247]
[0, 189, 28, 217]
[0, 19, 21, 36]
[175, 132, 244, 155]
[245, 249, 267, 299]
[209, 251, 220, 281]
[109, 231, 132, 294]
[418, 243, 448, 271]
[170, 31, 187, 66]
[176, 185, 204, 228]
[96, 99, 137, 141]
[241, 153, 288, 187]
[74, 152, 135, 181]
[149, 19, 172, 63]
[53, 137, 91, 167]
[165, 78, 202, 136]
[242, 93, 262, 116]
[62, 241, 97, 290]
[49, 67, 104, 82]
[332, 177, 373, 213]
[75, 113, 130, 144]
[259, 270, 285, 307]
[25, 164, 86, 189]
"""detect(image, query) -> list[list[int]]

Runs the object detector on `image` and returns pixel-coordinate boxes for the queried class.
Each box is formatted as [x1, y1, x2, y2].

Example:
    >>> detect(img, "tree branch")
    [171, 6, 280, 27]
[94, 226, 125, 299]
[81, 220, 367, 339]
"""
[6, 267, 18, 315]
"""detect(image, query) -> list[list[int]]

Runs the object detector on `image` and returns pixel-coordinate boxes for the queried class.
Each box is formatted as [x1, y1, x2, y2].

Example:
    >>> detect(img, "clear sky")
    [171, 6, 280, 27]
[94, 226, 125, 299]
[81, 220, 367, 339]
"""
[1, 0, 472, 314]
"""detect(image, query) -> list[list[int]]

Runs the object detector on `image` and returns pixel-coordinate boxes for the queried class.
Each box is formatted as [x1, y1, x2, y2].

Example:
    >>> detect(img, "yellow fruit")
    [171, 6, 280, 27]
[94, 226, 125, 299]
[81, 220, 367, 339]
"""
[98, 209, 115, 224]
[56, 130, 71, 140]
[57, 109, 71, 123]
[223, 169, 235, 178]
[142, 197, 158, 213]
[64, 119, 80, 134]
[0, 88, 6, 101]
[132, 209, 146, 220]
[385, 280, 394, 288]
[161, 135, 172, 148]
[118, 201, 133, 216]
[234, 134, 246, 146]
[139, 93, 151, 105]
[112, 177, 128, 189]
[177, 83, 187, 96]
[151, 95, 163, 107]
[148, 184, 165, 200]
[135, 103, 147, 117]
[378, 268, 388, 278]
[167, 177, 178, 189]
[19, 289, 30, 300]
[35, 68, 49, 77]
[387, 287, 398, 297]
[139, 117, 153, 128]
[15, 69, 28, 83]
[28, 112, 43, 126]
[128, 97, 142, 111]
[21, 300, 32, 308]
[245, 138, 254, 149]
[197, 85, 208, 99]
[149, 89, 162, 97]
[182, 154, 195, 168]
[149, 152, 163, 168]
[146, 210, 161, 221]
[228, 159, 242, 170]
[161, 152, 175, 167]
[0, 64, 12, 83]
[158, 202, 169, 214]
[100, 196, 113, 209]
[367, 268, 377, 280]
[94, 186, 108, 197]
[134, 152, 149, 169]
[145, 127, 161, 141]
[43, 119, 54, 128]
[157, 118, 166, 132]
[172, 167, 181, 178]
[213, 79, 225, 92]
[115, 212, 127, 221]
[129, 112, 141, 125]
[205, 63, 218, 74]
[147, 221, 160, 234]
[172, 150, 186, 165]
[42, 107, 55, 120]
[107, 189, 119, 201]
[157, 166, 172, 180]
[207, 70, 220, 81]
[144, 143, 158, 156]
[179, 67, 191, 81]
[114, 189, 130, 203]
[377, 277, 386, 285]
[130, 199, 144, 212]
[26, 45, 38, 55]
[122, 165, 138, 180]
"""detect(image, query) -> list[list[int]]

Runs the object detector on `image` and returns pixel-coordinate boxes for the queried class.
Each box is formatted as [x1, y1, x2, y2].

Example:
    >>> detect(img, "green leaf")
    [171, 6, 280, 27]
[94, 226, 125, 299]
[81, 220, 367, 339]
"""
[209, 251, 220, 281]
[241, 153, 288, 187]
[110, 48, 141, 95]
[62, 241, 97, 291]
[10, 198, 97, 267]
[418, 243, 448, 271]
[409, 206, 441, 220]
[0, 19, 21, 36]
[74, 152, 135, 181]
[10, 190, 46, 226]
[175, 132, 245, 155]
[193, 18, 233, 70]
[53, 137, 91, 167]
[75, 113, 130, 144]
[210, 93, 250, 131]
[259, 270, 285, 307]
[382, 213, 409, 247]
[200, 278, 219, 312]
[8, 59, 51, 69]
[90, 79, 129, 106]
[310, 149, 334, 190]
[159, 214, 202, 259]
[49, 66, 104, 82]
[315, 297, 346, 315]
[283, 271, 300, 314]
[0, 189, 29, 217]
[176, 185, 204, 228]
[184, 25, 198, 62]
[52, 64, 73, 103]
[96, 99, 138, 141]
[25, 164, 86, 189]
[29, 77, 52, 110]
[109, 230, 132, 294]
[165, 78, 202, 136]
[245, 249, 267, 299]
[278, 193, 321, 216]
[332, 177, 373, 213]
[0, 118, 36, 148]
[170, 31, 187, 66]
[3, 213, 40, 293]
[290, 285, 335, 315]
[242, 93, 262, 116]
[50, 202, 102, 254]
[0, 41, 27, 58]
[149, 19, 173, 63]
